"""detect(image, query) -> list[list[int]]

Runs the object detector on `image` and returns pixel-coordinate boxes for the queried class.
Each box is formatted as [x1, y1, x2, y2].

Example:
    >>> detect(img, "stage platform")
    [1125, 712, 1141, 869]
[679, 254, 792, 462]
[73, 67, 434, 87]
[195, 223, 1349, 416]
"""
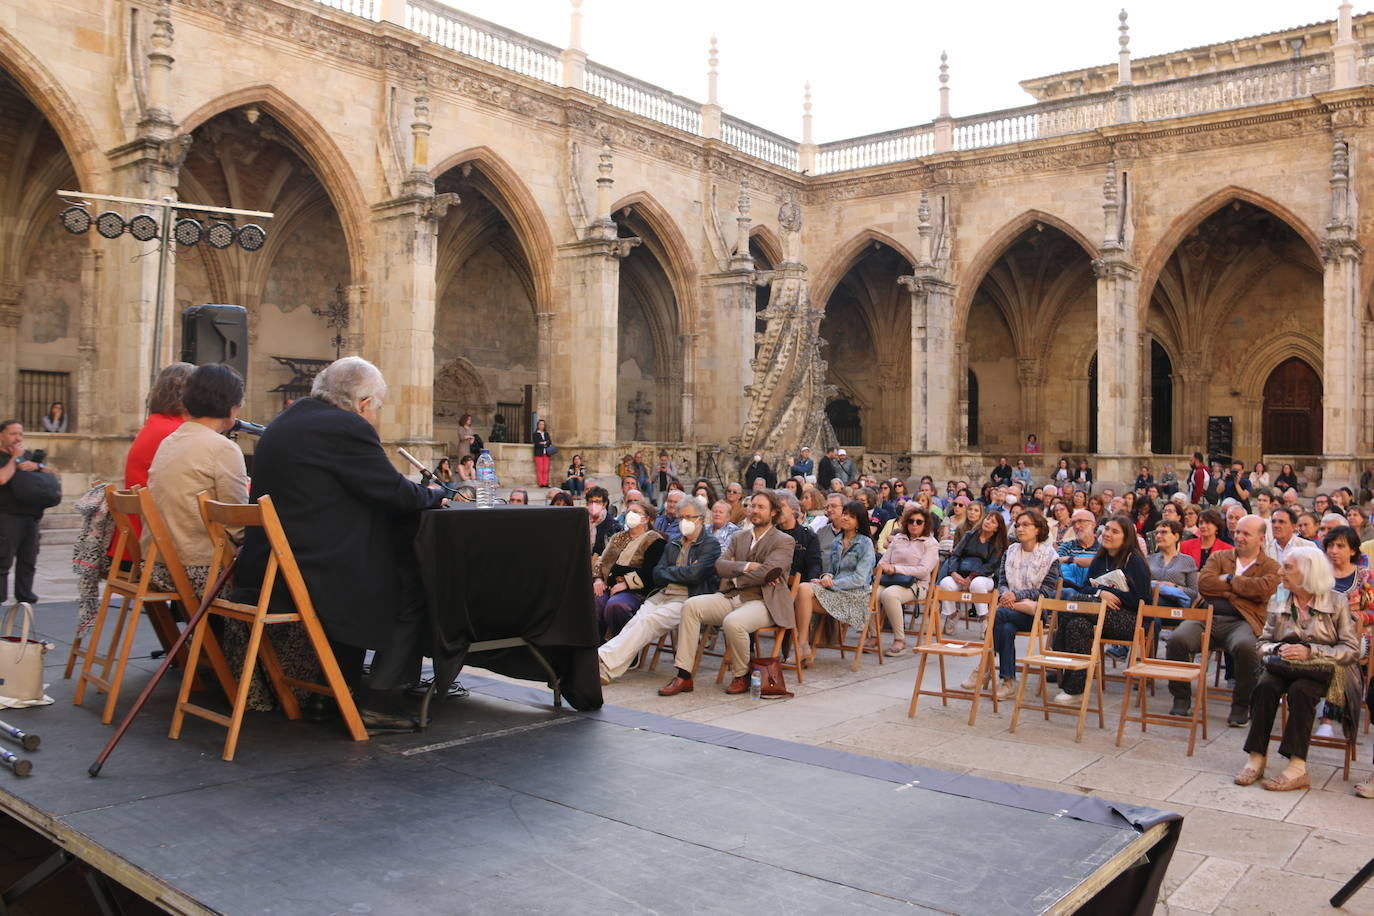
[0, 602, 1181, 914]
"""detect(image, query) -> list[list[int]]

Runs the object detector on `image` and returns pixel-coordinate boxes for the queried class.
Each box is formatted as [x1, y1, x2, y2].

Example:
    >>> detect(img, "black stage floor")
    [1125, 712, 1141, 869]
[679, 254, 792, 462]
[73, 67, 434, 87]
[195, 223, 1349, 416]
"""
[1, 601, 1180, 915]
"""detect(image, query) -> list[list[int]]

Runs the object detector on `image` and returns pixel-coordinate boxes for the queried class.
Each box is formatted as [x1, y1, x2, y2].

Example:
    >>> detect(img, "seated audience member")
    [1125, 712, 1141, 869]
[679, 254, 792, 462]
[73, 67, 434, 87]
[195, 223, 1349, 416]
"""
[1134, 498, 1160, 542]
[658, 492, 796, 695]
[1297, 511, 1322, 543]
[548, 490, 574, 506]
[1320, 512, 1348, 543]
[117, 362, 194, 562]
[1088, 494, 1106, 519]
[1134, 465, 1154, 492]
[876, 504, 939, 656]
[1316, 525, 1373, 737]
[724, 481, 747, 524]
[1234, 546, 1360, 792]
[1049, 501, 1073, 545]
[509, 488, 529, 505]
[707, 497, 741, 550]
[775, 490, 823, 584]
[1053, 458, 1072, 489]
[944, 497, 969, 538]
[433, 457, 454, 484]
[456, 454, 477, 481]
[1180, 503, 1201, 538]
[1313, 492, 1332, 516]
[234, 356, 446, 730]
[598, 497, 719, 684]
[1181, 508, 1232, 568]
[1344, 504, 1374, 544]
[936, 511, 1008, 635]
[1012, 459, 1033, 490]
[1147, 519, 1198, 607]
[615, 488, 646, 526]
[1052, 515, 1150, 704]
[586, 486, 621, 556]
[1072, 458, 1093, 493]
[1158, 464, 1179, 496]
[990, 457, 1014, 486]
[564, 454, 586, 496]
[1250, 461, 1271, 490]
[1024, 433, 1041, 454]
[594, 501, 665, 640]
[801, 484, 828, 526]
[1274, 463, 1300, 494]
[1167, 515, 1280, 725]
[987, 508, 1062, 698]
[794, 500, 877, 662]
[655, 489, 685, 539]
[146, 364, 249, 593]
[954, 499, 985, 542]
[814, 492, 845, 572]
[1264, 506, 1317, 566]
[1058, 508, 1099, 596]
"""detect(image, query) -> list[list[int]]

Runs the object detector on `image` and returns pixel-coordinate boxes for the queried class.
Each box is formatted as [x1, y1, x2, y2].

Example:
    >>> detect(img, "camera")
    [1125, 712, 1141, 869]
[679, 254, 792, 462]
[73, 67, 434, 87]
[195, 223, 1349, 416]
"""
[30, 449, 46, 465]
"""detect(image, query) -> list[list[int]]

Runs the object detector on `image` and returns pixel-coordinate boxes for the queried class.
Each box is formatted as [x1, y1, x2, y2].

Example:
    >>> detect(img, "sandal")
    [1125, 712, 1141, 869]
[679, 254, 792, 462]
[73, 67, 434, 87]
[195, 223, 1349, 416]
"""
[1233, 765, 1265, 787]
[1261, 771, 1310, 792]
[1353, 782, 1374, 799]
[884, 640, 907, 657]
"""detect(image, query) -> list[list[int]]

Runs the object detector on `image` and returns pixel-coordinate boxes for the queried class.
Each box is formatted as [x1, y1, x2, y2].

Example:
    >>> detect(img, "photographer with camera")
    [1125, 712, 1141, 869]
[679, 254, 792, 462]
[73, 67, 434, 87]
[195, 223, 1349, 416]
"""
[0, 420, 61, 607]
[1221, 460, 1252, 512]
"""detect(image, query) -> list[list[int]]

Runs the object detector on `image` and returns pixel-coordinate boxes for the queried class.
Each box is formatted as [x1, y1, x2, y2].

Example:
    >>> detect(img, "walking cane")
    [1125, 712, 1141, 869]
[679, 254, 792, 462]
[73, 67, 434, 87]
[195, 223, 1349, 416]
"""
[88, 551, 239, 777]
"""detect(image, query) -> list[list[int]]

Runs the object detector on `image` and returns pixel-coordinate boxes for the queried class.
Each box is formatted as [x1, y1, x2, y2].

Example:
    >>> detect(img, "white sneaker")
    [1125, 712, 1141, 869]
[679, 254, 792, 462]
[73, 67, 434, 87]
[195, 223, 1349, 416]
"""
[996, 678, 1017, 700]
[1051, 691, 1077, 705]
[1314, 722, 1335, 738]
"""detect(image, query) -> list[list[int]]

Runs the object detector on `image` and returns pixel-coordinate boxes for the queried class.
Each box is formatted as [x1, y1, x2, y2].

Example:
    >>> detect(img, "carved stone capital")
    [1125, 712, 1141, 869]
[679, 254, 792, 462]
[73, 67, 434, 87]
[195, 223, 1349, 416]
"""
[420, 191, 460, 222]
[751, 270, 775, 288]
[158, 133, 193, 169]
[1320, 236, 1364, 264]
[608, 237, 641, 260]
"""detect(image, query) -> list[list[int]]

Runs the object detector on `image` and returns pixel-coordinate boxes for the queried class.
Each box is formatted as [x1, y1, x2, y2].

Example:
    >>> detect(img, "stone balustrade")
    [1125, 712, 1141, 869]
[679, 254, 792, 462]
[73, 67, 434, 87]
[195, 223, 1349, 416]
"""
[307, 0, 1360, 176]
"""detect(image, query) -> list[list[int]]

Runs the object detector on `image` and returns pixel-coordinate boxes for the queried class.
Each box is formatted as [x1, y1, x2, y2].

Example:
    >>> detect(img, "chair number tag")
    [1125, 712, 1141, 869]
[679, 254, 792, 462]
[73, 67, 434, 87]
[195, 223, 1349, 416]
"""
[1171, 609, 1183, 618]
[1066, 602, 1078, 611]
[961, 593, 972, 602]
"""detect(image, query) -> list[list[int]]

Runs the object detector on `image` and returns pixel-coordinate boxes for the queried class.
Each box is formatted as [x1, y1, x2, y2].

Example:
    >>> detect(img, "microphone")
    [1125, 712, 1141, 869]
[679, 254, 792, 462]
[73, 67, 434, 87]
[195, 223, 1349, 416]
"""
[397, 448, 432, 481]
[229, 418, 267, 437]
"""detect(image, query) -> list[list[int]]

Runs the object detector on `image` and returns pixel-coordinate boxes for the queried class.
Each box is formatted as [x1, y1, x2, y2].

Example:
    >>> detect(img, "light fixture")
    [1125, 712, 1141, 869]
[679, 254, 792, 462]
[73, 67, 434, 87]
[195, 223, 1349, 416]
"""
[59, 205, 91, 234]
[127, 213, 160, 241]
[236, 223, 267, 251]
[205, 220, 236, 250]
[173, 218, 203, 246]
[95, 211, 126, 239]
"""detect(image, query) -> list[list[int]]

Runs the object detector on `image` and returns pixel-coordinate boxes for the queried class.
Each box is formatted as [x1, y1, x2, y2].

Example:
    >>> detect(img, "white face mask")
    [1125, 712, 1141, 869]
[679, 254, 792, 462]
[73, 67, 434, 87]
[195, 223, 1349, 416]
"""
[624, 511, 644, 530]
[678, 519, 698, 537]
[1005, 494, 1018, 506]
[753, 455, 762, 463]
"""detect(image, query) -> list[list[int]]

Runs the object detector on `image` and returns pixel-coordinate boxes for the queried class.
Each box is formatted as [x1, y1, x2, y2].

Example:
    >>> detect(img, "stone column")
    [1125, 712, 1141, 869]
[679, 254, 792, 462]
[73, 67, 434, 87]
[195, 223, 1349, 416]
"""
[552, 230, 637, 444]
[0, 282, 19, 414]
[535, 310, 554, 419]
[367, 189, 457, 458]
[1016, 356, 1045, 447]
[697, 262, 755, 445]
[1322, 131, 1365, 483]
[1092, 253, 1142, 478]
[900, 274, 957, 455]
[1176, 350, 1209, 454]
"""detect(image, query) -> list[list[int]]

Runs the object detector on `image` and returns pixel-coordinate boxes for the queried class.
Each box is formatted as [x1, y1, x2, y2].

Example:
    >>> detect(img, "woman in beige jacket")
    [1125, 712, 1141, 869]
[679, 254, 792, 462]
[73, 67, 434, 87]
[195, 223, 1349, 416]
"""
[874, 504, 939, 656]
[1236, 546, 1361, 792]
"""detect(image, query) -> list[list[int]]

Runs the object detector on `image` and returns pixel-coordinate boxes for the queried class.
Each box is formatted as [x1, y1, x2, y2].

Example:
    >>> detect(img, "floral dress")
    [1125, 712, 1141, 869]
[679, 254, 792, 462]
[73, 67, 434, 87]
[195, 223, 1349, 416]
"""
[813, 534, 876, 628]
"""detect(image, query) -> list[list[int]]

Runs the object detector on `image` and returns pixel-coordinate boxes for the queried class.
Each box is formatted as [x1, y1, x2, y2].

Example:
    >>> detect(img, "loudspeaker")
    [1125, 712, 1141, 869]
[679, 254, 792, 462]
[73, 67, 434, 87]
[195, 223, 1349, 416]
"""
[181, 304, 248, 379]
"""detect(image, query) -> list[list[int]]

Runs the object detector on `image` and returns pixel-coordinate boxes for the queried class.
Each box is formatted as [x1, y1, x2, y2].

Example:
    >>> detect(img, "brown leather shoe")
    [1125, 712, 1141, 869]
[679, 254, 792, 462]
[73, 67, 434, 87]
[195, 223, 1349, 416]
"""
[726, 674, 750, 695]
[658, 676, 694, 696]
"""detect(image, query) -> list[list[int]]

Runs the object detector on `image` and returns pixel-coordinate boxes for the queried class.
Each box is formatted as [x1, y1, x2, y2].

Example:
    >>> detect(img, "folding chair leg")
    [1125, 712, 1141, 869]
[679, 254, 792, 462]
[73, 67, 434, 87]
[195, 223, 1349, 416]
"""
[63, 632, 83, 679]
[222, 620, 267, 762]
[73, 588, 118, 708]
[1115, 676, 1133, 747]
[169, 614, 213, 741]
[968, 654, 989, 727]
[254, 632, 302, 720]
[296, 609, 366, 742]
[1010, 666, 1030, 733]
[99, 597, 147, 725]
[936, 656, 949, 707]
[907, 653, 930, 718]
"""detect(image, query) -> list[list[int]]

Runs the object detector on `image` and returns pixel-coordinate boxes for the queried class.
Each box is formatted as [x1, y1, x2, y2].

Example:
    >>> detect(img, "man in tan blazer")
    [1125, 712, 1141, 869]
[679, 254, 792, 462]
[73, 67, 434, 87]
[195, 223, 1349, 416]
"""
[1167, 514, 1280, 727]
[659, 491, 795, 696]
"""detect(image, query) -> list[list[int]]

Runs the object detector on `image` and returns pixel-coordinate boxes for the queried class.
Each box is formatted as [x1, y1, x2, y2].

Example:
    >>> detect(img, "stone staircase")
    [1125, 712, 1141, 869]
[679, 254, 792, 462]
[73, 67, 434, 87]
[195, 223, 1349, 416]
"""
[37, 473, 92, 548]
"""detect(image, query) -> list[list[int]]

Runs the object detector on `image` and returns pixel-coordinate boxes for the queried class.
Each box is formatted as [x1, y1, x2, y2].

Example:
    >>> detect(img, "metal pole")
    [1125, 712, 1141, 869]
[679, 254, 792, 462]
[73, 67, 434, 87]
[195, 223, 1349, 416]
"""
[149, 198, 174, 388]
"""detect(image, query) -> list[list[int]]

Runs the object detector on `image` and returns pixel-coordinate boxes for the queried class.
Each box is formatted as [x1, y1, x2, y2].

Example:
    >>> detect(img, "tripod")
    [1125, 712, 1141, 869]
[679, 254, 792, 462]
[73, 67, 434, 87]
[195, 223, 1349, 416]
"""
[700, 447, 728, 495]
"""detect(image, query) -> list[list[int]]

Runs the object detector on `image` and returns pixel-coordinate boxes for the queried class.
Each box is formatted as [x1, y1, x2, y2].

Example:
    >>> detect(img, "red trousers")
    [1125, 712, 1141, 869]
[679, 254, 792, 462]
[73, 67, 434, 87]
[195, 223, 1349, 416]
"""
[534, 454, 550, 486]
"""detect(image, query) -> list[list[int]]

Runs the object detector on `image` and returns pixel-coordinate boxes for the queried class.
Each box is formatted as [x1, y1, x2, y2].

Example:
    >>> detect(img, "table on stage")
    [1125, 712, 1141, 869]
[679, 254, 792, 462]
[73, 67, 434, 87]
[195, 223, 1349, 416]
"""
[414, 504, 603, 712]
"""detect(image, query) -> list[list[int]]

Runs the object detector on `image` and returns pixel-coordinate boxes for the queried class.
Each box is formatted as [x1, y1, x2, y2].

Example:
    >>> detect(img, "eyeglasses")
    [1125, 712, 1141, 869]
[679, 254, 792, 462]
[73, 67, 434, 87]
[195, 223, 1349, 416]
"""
[908, 518, 925, 526]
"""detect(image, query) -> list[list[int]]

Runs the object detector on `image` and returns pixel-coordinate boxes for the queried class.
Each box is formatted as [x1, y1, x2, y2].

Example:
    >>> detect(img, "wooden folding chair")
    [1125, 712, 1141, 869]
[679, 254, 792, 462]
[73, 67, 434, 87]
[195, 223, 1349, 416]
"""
[1115, 603, 1213, 755]
[169, 493, 367, 761]
[73, 487, 235, 725]
[907, 586, 998, 725]
[848, 580, 886, 671]
[717, 574, 804, 684]
[1011, 597, 1107, 743]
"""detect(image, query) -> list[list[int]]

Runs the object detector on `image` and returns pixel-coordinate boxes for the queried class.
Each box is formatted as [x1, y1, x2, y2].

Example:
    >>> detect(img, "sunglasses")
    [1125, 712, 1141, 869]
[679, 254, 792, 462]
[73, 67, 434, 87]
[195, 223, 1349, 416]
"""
[908, 518, 925, 526]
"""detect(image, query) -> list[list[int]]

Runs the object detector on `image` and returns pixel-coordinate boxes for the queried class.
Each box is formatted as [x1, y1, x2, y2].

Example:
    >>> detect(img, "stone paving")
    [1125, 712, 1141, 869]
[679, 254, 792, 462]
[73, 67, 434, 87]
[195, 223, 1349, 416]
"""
[22, 545, 1374, 914]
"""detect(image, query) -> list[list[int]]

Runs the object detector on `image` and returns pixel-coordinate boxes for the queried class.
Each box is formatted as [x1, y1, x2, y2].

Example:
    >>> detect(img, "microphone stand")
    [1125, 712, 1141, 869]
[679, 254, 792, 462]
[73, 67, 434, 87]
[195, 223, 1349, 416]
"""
[398, 447, 461, 498]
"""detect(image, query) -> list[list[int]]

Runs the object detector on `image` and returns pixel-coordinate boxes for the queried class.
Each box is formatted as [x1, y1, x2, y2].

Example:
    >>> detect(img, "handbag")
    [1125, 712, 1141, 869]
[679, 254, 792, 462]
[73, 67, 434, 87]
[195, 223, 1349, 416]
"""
[746, 654, 793, 698]
[546, 444, 559, 457]
[0, 603, 51, 701]
[880, 573, 916, 587]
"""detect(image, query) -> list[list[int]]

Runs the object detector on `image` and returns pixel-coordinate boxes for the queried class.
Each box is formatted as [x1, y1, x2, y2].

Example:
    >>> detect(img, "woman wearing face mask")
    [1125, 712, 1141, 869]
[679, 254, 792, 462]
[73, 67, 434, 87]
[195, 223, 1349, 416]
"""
[593, 502, 666, 641]
[585, 486, 620, 557]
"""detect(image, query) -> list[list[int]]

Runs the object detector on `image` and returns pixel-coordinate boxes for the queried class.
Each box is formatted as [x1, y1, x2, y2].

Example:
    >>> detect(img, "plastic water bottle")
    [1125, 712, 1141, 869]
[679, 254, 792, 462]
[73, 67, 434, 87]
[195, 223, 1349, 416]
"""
[475, 449, 498, 507]
[749, 668, 762, 700]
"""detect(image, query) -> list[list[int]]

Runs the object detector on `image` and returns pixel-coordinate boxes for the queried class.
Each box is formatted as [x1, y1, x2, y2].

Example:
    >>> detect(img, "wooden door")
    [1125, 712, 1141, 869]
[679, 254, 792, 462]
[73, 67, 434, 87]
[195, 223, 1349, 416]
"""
[1262, 358, 1322, 454]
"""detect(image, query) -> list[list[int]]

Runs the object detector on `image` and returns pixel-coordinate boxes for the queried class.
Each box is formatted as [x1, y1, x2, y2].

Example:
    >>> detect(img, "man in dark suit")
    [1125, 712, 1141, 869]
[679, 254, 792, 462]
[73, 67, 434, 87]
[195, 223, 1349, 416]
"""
[235, 357, 446, 732]
[659, 490, 796, 695]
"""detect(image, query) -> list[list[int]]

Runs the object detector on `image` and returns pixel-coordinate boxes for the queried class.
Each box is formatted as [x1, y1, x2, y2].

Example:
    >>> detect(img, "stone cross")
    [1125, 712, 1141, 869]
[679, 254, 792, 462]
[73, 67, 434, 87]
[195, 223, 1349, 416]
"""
[628, 391, 653, 440]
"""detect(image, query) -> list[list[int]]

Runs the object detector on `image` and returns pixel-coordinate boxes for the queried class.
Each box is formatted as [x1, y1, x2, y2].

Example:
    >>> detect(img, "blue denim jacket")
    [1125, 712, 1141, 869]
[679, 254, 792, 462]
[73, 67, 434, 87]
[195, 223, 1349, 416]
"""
[828, 534, 875, 591]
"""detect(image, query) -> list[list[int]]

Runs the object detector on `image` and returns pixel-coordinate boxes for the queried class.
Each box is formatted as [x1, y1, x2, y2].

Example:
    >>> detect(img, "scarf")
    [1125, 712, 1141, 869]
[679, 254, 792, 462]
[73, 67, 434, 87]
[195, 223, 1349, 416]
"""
[1004, 540, 1058, 593]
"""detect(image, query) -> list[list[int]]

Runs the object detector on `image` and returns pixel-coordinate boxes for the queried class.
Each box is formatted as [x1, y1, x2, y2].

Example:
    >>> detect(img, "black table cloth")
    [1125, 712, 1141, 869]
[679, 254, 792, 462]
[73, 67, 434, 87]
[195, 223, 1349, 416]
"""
[415, 505, 603, 710]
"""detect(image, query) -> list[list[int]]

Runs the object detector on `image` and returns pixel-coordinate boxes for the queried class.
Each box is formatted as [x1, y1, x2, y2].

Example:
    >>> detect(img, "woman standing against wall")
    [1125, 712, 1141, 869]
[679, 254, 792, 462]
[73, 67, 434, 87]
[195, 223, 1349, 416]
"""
[533, 418, 553, 488]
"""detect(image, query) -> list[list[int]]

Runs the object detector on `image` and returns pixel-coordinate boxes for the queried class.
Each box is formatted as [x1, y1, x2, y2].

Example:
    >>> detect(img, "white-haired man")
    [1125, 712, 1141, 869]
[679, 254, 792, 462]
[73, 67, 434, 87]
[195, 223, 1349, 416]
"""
[234, 356, 446, 733]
